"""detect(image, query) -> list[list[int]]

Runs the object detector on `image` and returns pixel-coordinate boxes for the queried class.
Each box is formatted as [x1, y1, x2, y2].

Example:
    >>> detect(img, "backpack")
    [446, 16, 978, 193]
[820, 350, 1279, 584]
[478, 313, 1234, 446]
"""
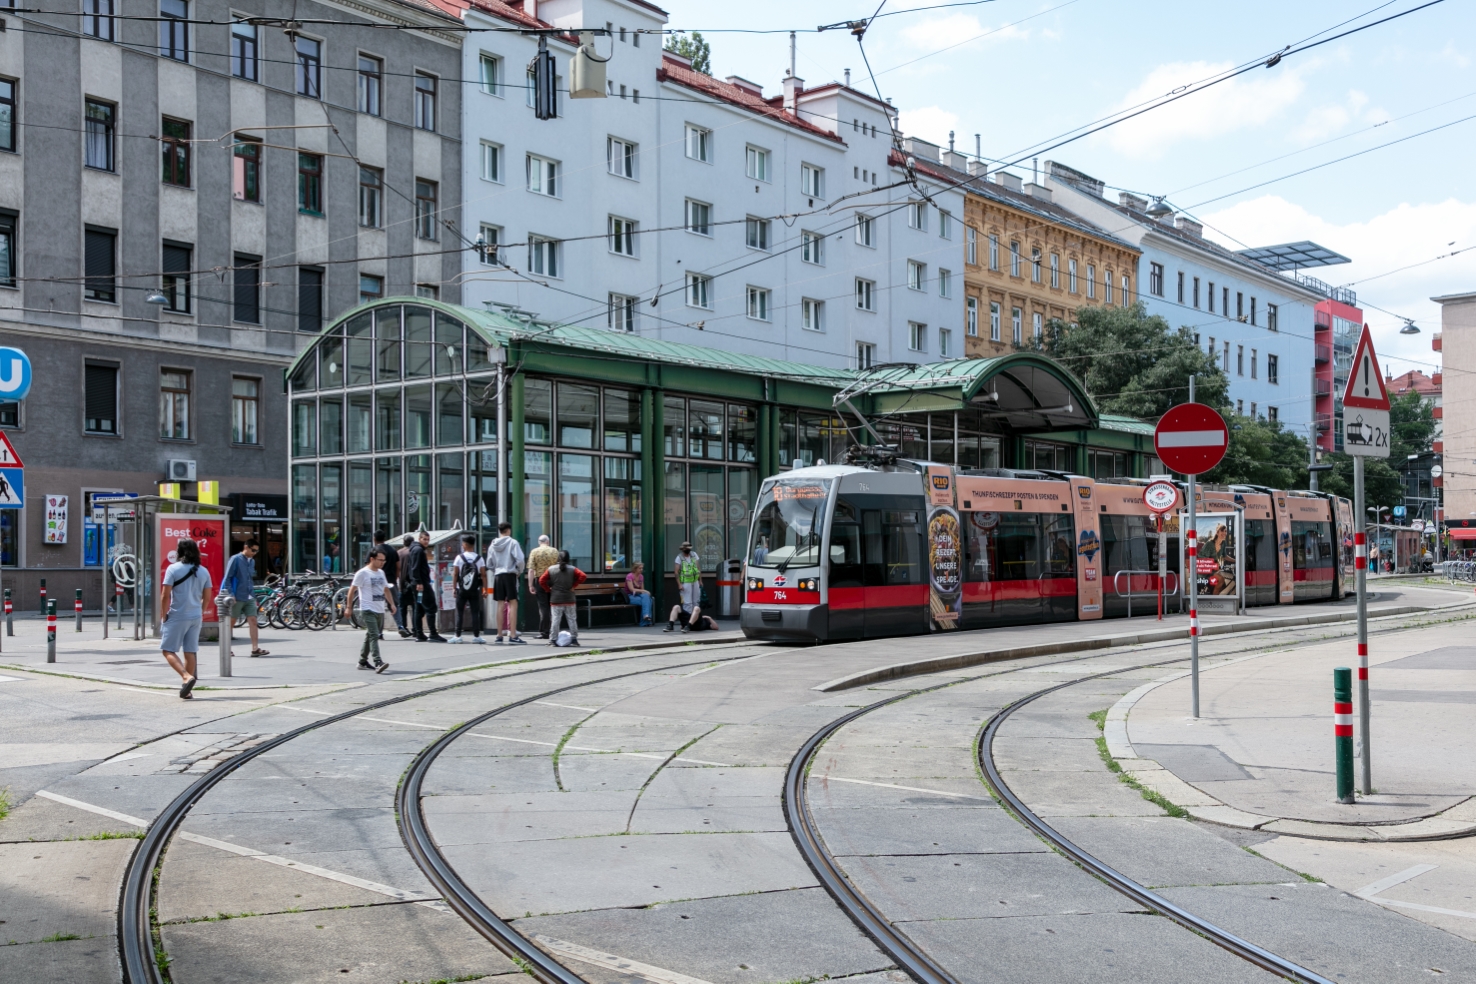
[677, 554, 701, 584]
[458, 553, 481, 591]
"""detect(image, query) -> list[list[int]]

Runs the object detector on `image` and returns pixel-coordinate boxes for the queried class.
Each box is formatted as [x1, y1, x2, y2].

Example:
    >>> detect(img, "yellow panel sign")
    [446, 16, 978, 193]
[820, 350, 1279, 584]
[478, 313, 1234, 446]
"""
[198, 480, 220, 505]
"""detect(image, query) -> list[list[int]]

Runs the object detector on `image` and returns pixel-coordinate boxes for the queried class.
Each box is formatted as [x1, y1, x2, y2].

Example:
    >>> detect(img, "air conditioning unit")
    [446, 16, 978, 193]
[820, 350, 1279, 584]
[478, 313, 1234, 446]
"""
[167, 459, 197, 482]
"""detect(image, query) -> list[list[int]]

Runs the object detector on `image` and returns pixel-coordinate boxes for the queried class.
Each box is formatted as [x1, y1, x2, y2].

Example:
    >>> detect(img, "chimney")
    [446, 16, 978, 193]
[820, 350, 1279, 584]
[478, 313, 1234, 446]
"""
[967, 160, 987, 178]
[844, 68, 851, 86]
[1119, 191, 1148, 212]
[1174, 216, 1203, 238]
[901, 136, 940, 162]
[941, 150, 969, 170]
[783, 75, 804, 112]
[523, 0, 536, 19]
[994, 171, 1023, 192]
[1024, 183, 1052, 203]
[725, 76, 764, 97]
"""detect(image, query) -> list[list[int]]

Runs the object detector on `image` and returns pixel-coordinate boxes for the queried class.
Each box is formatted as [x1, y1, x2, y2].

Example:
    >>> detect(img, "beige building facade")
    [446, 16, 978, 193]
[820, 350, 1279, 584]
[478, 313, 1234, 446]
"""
[1432, 292, 1476, 541]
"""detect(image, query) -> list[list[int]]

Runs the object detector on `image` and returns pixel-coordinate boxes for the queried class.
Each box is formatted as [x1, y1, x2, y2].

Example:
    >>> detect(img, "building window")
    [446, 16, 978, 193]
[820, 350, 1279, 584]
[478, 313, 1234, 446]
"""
[1236, 399, 1244, 416]
[1122, 275, 1131, 303]
[299, 266, 323, 332]
[1031, 247, 1042, 283]
[607, 136, 636, 178]
[159, 370, 191, 440]
[1267, 354, 1279, 384]
[474, 142, 501, 184]
[1251, 348, 1258, 379]
[685, 124, 710, 162]
[1149, 262, 1163, 296]
[0, 79, 13, 153]
[85, 0, 115, 41]
[295, 35, 321, 98]
[800, 230, 823, 264]
[1010, 241, 1020, 277]
[608, 293, 637, 332]
[1223, 286, 1230, 316]
[1177, 271, 1185, 304]
[746, 286, 771, 322]
[855, 214, 874, 247]
[358, 166, 382, 227]
[479, 53, 501, 95]
[908, 322, 926, 352]
[232, 377, 260, 444]
[359, 274, 383, 304]
[1236, 291, 1244, 320]
[0, 211, 15, 287]
[856, 342, 876, 370]
[234, 254, 260, 323]
[686, 272, 711, 309]
[966, 297, 978, 336]
[989, 233, 999, 271]
[1033, 311, 1043, 338]
[802, 298, 824, 332]
[966, 226, 977, 265]
[801, 163, 824, 198]
[939, 328, 952, 357]
[608, 216, 637, 256]
[686, 199, 711, 236]
[233, 136, 262, 202]
[939, 268, 952, 299]
[1237, 345, 1244, 376]
[84, 364, 118, 434]
[1069, 257, 1078, 293]
[527, 154, 559, 196]
[1223, 341, 1230, 372]
[84, 99, 115, 171]
[1086, 264, 1096, 299]
[745, 146, 769, 181]
[1267, 406, 1277, 422]
[159, 0, 188, 61]
[161, 241, 191, 313]
[229, 22, 260, 80]
[1267, 303, 1278, 331]
[358, 55, 382, 115]
[298, 153, 323, 215]
[745, 216, 770, 251]
[1193, 276, 1201, 308]
[528, 236, 560, 277]
[1047, 253, 1058, 289]
[414, 73, 437, 131]
[1250, 297, 1257, 325]
[84, 227, 116, 301]
[1104, 269, 1113, 304]
[908, 260, 925, 291]
[855, 278, 874, 311]
[415, 180, 438, 239]
[1250, 402, 1257, 419]
[161, 117, 190, 186]
[938, 209, 952, 239]
[990, 301, 1001, 342]
[908, 201, 927, 231]
[1011, 307, 1022, 344]
[477, 225, 500, 265]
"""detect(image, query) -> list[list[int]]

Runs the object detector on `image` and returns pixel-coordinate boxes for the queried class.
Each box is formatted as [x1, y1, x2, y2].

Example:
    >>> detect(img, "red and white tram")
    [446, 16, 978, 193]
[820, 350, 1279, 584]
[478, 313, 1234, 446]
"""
[740, 461, 1353, 642]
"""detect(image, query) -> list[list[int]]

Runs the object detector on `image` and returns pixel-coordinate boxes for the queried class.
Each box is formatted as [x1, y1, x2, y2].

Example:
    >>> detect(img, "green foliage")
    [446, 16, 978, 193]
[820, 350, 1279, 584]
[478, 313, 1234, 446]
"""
[1317, 392, 1434, 508]
[1030, 304, 1228, 418]
[42, 933, 84, 942]
[0, 786, 10, 821]
[1203, 415, 1309, 489]
[663, 32, 711, 75]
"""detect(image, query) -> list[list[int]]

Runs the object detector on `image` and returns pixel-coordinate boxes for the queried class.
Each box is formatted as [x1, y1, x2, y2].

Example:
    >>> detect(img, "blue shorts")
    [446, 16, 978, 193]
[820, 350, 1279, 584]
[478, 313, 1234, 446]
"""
[161, 617, 202, 654]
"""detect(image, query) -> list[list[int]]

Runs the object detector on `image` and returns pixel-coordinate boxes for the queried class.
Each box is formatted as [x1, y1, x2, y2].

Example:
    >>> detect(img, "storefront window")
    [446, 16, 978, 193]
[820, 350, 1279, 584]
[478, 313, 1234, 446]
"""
[524, 379, 552, 445]
[289, 350, 316, 392]
[292, 400, 316, 457]
[348, 461, 373, 568]
[346, 313, 373, 385]
[405, 454, 432, 531]
[559, 453, 597, 569]
[728, 467, 755, 561]
[347, 393, 372, 453]
[929, 414, 954, 464]
[603, 456, 640, 571]
[320, 397, 342, 456]
[690, 463, 724, 571]
[558, 384, 598, 449]
[436, 315, 463, 375]
[729, 405, 756, 462]
[690, 401, 724, 461]
[524, 450, 552, 546]
[404, 306, 432, 378]
[603, 388, 639, 453]
[664, 397, 685, 457]
[320, 333, 343, 388]
[664, 461, 686, 569]
[376, 308, 401, 381]
[404, 384, 433, 448]
[468, 380, 497, 444]
[470, 450, 498, 534]
[292, 463, 317, 570]
[376, 457, 400, 535]
[438, 452, 464, 530]
[321, 463, 342, 573]
[437, 382, 462, 446]
[375, 390, 400, 450]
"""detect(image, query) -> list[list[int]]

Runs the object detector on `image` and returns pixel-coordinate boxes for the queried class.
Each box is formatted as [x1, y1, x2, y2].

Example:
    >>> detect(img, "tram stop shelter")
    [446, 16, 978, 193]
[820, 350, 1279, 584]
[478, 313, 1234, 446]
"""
[283, 298, 1163, 628]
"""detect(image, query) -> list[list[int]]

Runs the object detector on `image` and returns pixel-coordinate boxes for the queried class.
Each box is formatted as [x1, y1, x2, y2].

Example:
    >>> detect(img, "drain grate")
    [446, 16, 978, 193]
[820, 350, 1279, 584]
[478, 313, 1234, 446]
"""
[103, 659, 157, 665]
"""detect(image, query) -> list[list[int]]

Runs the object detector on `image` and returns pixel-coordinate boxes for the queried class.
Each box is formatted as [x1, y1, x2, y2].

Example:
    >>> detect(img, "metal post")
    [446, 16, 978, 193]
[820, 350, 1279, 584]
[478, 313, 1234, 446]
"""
[494, 354, 508, 526]
[1158, 514, 1166, 620]
[1353, 455, 1371, 795]
[1187, 375, 1199, 718]
[116, 583, 123, 630]
[219, 603, 232, 678]
[45, 600, 55, 662]
[39, 577, 46, 615]
[4, 588, 11, 635]
[1335, 666, 1355, 803]
[74, 588, 82, 631]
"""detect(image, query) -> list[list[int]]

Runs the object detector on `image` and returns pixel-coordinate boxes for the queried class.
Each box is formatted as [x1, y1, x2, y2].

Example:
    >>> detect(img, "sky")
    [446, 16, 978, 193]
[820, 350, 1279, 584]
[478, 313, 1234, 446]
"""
[653, 0, 1476, 379]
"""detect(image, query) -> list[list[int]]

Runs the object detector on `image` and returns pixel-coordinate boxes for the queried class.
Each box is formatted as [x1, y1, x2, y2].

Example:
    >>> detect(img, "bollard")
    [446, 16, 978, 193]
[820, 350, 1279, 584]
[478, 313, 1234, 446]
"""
[5, 587, 12, 636]
[75, 588, 83, 631]
[1335, 667, 1355, 804]
[45, 600, 56, 663]
[39, 577, 46, 615]
[219, 605, 232, 678]
[116, 583, 124, 630]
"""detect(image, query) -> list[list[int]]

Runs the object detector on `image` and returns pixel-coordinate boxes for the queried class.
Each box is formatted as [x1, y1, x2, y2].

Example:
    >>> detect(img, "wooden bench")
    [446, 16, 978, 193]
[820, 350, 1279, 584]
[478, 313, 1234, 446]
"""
[572, 580, 640, 629]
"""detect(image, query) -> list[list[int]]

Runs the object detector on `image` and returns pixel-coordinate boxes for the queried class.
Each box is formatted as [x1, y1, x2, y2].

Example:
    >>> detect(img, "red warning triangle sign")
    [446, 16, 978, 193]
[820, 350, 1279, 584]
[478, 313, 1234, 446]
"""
[1342, 324, 1391, 411]
[0, 432, 23, 468]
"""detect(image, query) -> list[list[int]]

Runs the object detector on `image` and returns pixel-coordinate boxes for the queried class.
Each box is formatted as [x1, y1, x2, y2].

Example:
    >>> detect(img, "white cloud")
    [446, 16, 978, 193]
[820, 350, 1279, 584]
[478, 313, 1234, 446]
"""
[1202, 194, 1476, 372]
[898, 13, 1026, 50]
[898, 105, 960, 147]
[1102, 61, 1308, 158]
[1295, 89, 1384, 143]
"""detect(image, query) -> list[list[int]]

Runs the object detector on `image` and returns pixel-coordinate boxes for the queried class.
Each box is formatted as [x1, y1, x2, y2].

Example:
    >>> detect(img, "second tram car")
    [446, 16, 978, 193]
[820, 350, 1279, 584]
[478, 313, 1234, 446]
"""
[740, 461, 1352, 642]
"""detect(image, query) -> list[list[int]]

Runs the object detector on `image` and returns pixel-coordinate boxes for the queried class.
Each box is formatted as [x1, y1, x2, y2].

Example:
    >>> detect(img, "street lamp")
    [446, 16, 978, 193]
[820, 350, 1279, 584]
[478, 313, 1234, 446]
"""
[1400, 319, 1421, 335]
[145, 291, 169, 306]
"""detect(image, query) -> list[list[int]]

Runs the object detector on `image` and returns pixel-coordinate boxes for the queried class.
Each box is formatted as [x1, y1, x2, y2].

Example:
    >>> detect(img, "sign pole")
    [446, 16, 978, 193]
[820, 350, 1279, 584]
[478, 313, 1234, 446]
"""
[1354, 454, 1370, 795]
[1157, 513, 1165, 621]
[1188, 375, 1199, 720]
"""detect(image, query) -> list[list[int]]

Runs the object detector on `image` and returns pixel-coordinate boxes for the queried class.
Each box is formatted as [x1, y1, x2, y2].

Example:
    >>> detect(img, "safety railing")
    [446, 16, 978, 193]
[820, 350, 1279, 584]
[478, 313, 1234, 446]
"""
[1112, 570, 1180, 618]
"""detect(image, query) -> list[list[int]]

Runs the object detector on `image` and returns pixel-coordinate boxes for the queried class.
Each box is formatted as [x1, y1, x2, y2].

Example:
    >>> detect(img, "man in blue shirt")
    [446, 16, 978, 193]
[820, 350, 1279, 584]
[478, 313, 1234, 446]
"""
[220, 538, 268, 657]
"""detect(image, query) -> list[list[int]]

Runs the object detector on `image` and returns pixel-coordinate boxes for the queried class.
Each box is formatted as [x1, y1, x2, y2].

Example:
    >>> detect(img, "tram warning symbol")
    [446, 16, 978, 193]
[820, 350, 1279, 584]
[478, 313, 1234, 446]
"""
[1154, 403, 1229, 475]
[1342, 325, 1390, 458]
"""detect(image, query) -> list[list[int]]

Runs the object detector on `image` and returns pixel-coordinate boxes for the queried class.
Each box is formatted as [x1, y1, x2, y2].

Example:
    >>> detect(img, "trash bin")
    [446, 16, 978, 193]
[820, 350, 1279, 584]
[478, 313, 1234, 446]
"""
[719, 559, 743, 618]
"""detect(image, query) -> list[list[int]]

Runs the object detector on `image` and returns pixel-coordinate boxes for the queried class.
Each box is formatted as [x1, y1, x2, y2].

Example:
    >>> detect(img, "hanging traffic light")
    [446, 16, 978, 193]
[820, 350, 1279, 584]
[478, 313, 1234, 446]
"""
[531, 35, 557, 121]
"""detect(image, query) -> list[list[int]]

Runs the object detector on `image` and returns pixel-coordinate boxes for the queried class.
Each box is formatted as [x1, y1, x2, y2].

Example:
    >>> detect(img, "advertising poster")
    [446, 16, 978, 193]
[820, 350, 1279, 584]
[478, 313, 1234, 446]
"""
[44, 494, 68, 544]
[156, 515, 228, 624]
[925, 466, 962, 630]
[1192, 512, 1240, 605]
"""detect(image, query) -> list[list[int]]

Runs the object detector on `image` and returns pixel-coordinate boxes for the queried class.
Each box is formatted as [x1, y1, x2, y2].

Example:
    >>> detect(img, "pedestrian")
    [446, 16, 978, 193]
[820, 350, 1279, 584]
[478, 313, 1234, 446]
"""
[539, 550, 586, 646]
[346, 548, 395, 673]
[396, 534, 414, 638]
[624, 561, 654, 626]
[450, 533, 486, 643]
[526, 534, 558, 639]
[219, 538, 268, 657]
[406, 530, 447, 642]
[674, 541, 702, 615]
[665, 597, 717, 633]
[487, 521, 526, 645]
[373, 530, 403, 636]
[160, 538, 213, 699]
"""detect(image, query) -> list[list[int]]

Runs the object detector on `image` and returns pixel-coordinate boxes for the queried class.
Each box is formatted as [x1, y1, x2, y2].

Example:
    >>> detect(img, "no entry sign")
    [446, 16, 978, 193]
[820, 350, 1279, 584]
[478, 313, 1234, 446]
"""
[1154, 403, 1228, 475]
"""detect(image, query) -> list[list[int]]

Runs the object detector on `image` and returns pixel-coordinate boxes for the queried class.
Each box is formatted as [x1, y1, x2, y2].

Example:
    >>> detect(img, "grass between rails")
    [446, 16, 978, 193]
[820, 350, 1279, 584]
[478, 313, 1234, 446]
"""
[1088, 709, 1188, 819]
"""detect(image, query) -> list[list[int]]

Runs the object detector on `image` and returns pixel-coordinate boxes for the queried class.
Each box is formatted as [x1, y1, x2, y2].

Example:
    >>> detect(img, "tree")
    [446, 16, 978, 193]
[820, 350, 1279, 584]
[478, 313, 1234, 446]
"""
[664, 32, 711, 75]
[1203, 415, 1309, 489]
[1318, 390, 1435, 510]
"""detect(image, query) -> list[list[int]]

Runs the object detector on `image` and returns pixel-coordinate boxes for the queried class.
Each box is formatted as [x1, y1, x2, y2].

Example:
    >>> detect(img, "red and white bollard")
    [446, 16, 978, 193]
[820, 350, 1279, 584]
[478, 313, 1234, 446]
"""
[74, 588, 83, 632]
[1186, 527, 1199, 637]
[1354, 531, 1367, 573]
[45, 600, 56, 663]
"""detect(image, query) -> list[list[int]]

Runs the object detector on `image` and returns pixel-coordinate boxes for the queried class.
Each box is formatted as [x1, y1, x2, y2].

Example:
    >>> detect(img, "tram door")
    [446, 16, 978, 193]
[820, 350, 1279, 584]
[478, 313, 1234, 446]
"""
[859, 503, 928, 637]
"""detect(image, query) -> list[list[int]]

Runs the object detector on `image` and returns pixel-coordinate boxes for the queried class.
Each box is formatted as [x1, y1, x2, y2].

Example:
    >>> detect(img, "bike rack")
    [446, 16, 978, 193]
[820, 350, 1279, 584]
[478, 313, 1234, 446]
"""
[1112, 570, 1180, 619]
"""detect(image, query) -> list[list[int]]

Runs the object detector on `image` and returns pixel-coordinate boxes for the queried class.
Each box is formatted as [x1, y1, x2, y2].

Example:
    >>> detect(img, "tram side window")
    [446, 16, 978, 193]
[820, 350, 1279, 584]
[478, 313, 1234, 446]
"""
[829, 518, 863, 588]
[1291, 521, 1332, 568]
[1099, 515, 1149, 577]
[994, 514, 1041, 582]
[861, 510, 921, 586]
[963, 515, 997, 582]
[1044, 514, 1075, 576]
[1245, 520, 1274, 572]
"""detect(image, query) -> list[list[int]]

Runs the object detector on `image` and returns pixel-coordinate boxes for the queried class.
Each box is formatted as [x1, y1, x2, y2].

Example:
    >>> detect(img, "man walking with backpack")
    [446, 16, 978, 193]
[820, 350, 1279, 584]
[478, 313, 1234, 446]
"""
[674, 541, 703, 618]
[450, 533, 486, 643]
[487, 522, 526, 645]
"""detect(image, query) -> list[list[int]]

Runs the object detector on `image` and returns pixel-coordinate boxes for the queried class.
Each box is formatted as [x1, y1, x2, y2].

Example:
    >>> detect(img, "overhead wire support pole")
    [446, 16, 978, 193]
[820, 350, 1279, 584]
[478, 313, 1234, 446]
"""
[1354, 453, 1370, 795]
[1187, 374, 1199, 719]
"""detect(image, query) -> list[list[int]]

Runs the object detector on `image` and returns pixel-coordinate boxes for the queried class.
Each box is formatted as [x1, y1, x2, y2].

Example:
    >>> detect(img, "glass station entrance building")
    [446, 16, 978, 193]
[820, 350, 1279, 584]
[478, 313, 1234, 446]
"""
[285, 299, 1160, 606]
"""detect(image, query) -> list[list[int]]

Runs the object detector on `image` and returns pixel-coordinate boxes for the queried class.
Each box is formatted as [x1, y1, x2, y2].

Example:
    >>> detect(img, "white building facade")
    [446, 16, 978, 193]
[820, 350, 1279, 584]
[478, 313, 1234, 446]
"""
[454, 0, 966, 369]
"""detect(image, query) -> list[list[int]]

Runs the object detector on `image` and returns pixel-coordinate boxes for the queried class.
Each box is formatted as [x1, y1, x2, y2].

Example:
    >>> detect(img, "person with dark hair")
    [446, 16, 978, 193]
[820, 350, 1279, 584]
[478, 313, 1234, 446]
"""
[372, 530, 402, 636]
[396, 535, 414, 637]
[219, 537, 268, 657]
[538, 550, 586, 646]
[406, 530, 446, 642]
[347, 548, 395, 673]
[450, 533, 486, 643]
[486, 521, 526, 645]
[160, 538, 213, 699]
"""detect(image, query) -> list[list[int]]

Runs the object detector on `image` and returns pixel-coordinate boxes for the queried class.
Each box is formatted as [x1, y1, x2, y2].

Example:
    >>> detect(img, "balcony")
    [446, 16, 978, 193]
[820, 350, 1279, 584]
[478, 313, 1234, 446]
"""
[1315, 344, 1331, 364]
[1315, 412, 1333, 433]
[1434, 440, 1444, 453]
[1434, 333, 1442, 352]
[1432, 372, 1443, 387]
[1314, 378, 1332, 396]
[1434, 405, 1443, 419]
[1315, 313, 1331, 332]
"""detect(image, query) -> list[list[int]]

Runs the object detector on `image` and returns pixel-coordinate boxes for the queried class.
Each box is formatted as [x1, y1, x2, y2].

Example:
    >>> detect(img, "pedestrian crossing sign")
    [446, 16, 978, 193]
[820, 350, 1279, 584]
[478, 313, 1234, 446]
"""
[0, 467, 24, 508]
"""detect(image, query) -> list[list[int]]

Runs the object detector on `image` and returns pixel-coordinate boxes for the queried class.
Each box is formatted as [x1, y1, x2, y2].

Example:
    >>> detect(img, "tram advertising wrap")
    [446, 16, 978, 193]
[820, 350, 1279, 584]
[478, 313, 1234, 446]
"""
[925, 466, 962, 630]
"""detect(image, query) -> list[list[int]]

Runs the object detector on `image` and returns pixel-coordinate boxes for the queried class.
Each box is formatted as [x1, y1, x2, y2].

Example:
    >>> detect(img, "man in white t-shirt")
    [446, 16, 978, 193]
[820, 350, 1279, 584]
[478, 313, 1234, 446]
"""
[346, 550, 397, 673]
[450, 533, 486, 643]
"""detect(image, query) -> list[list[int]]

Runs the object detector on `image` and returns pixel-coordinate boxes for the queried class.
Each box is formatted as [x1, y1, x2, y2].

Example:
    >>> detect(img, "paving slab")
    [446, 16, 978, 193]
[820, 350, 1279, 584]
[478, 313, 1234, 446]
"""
[421, 754, 560, 795]
[557, 751, 665, 793]
[177, 806, 406, 855]
[1046, 816, 1291, 888]
[810, 744, 980, 781]
[0, 839, 137, 944]
[0, 791, 143, 842]
[0, 934, 121, 984]
[810, 804, 1046, 857]
[989, 735, 1103, 772]
[804, 776, 996, 809]
[423, 793, 633, 843]
[996, 768, 1165, 818]
[672, 724, 819, 767]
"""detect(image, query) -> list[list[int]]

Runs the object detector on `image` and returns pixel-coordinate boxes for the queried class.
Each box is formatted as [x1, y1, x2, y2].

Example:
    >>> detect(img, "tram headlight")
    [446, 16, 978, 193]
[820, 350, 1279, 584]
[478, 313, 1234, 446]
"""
[747, 577, 764, 591]
[797, 578, 818, 591]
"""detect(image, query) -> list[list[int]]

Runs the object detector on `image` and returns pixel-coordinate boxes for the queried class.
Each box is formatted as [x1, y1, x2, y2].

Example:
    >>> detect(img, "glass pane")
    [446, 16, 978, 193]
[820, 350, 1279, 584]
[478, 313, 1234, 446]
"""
[664, 396, 685, 457]
[404, 384, 432, 449]
[320, 335, 343, 389]
[292, 400, 316, 457]
[471, 449, 498, 535]
[468, 376, 497, 443]
[437, 452, 464, 530]
[690, 400, 724, 461]
[346, 392, 372, 454]
[289, 350, 316, 392]
[376, 307, 401, 381]
[320, 398, 342, 455]
[727, 468, 754, 562]
[523, 450, 552, 549]
[405, 454, 432, 531]
[559, 453, 596, 570]
[603, 388, 639, 453]
[929, 414, 954, 464]
[728, 404, 756, 463]
[292, 463, 317, 571]
[348, 461, 373, 569]
[779, 409, 796, 467]
[664, 462, 686, 579]
[467, 333, 493, 372]
[557, 383, 598, 449]
[603, 456, 640, 572]
[689, 463, 724, 571]
[375, 389, 400, 450]
[376, 457, 401, 536]
[404, 306, 432, 378]
[524, 378, 551, 445]
[435, 315, 463, 375]
[898, 420, 926, 460]
[437, 382, 462, 446]
[321, 463, 342, 573]
[345, 313, 373, 385]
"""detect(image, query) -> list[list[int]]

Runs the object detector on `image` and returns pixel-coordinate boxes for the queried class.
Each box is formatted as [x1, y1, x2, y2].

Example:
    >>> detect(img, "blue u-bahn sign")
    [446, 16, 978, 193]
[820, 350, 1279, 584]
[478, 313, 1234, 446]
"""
[0, 348, 32, 403]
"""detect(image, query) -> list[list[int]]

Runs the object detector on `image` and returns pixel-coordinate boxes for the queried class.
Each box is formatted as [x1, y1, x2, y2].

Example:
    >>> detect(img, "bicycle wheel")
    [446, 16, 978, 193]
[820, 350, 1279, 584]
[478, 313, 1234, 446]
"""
[306, 595, 335, 631]
[332, 587, 352, 625]
[256, 599, 273, 629]
[281, 595, 309, 630]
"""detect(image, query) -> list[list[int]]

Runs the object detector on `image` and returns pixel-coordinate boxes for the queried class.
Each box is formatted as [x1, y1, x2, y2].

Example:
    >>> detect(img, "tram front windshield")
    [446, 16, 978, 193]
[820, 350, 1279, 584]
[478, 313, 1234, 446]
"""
[749, 479, 832, 571]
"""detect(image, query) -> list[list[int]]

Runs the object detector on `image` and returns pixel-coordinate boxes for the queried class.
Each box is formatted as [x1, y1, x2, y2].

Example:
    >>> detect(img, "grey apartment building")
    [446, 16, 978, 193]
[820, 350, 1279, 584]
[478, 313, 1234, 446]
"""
[0, 0, 462, 600]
